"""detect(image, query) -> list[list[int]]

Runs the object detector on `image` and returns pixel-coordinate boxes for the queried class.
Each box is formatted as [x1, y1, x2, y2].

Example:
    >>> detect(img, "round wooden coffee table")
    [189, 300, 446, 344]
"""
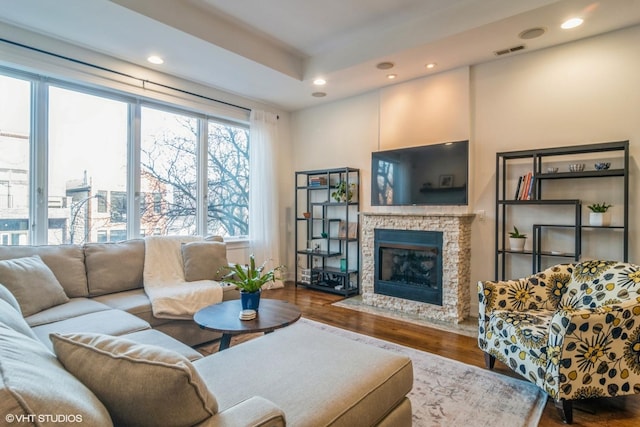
[194, 299, 301, 351]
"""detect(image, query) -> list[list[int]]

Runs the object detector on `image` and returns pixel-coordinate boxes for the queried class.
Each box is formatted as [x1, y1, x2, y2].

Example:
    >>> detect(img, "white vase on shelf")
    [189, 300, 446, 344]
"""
[589, 212, 610, 227]
[509, 237, 526, 251]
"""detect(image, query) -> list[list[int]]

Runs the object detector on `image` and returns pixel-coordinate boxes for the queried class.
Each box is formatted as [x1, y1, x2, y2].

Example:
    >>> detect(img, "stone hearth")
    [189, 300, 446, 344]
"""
[361, 212, 474, 323]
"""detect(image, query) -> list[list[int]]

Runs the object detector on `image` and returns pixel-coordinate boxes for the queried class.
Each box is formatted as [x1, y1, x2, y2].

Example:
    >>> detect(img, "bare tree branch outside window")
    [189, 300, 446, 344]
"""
[140, 109, 249, 237]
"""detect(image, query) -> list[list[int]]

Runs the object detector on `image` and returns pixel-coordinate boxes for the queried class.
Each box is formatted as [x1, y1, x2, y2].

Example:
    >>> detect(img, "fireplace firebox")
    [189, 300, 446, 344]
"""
[374, 228, 443, 305]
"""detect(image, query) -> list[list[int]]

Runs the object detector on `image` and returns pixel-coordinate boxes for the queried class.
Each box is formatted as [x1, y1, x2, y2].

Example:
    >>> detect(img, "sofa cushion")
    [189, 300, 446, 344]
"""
[85, 239, 145, 296]
[0, 325, 112, 426]
[0, 255, 70, 316]
[25, 298, 112, 327]
[123, 329, 203, 361]
[51, 332, 217, 427]
[92, 288, 164, 326]
[31, 309, 150, 351]
[182, 240, 228, 281]
[194, 321, 414, 426]
[0, 244, 88, 297]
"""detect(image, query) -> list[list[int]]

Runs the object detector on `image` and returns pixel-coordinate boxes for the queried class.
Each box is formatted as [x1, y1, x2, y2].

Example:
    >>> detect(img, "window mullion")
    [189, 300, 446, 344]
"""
[30, 79, 48, 245]
[197, 119, 208, 236]
[128, 101, 141, 239]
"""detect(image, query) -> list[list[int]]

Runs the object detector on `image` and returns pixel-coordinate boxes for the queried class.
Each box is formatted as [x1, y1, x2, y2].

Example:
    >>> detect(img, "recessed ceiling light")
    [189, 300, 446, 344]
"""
[425, 63, 437, 69]
[376, 61, 394, 70]
[313, 78, 326, 86]
[311, 92, 327, 98]
[147, 55, 164, 65]
[561, 17, 583, 29]
[387, 74, 397, 80]
[519, 27, 546, 40]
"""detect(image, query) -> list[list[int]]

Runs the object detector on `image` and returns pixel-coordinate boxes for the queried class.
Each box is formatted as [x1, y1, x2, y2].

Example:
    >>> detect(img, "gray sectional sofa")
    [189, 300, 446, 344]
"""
[0, 239, 414, 426]
[0, 239, 239, 348]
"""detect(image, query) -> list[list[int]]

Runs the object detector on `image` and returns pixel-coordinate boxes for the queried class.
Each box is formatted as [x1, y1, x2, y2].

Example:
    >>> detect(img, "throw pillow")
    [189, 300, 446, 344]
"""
[51, 332, 218, 427]
[182, 241, 228, 281]
[0, 326, 112, 426]
[0, 255, 69, 317]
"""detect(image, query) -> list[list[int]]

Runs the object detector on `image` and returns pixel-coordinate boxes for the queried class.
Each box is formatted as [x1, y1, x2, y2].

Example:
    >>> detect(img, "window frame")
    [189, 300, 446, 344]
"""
[0, 65, 250, 245]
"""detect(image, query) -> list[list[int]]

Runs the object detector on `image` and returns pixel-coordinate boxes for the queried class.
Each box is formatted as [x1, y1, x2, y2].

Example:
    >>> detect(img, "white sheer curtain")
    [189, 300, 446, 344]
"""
[249, 110, 283, 288]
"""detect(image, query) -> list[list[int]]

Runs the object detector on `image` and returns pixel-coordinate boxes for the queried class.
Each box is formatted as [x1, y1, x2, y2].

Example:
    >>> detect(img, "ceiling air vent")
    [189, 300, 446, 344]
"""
[494, 45, 526, 56]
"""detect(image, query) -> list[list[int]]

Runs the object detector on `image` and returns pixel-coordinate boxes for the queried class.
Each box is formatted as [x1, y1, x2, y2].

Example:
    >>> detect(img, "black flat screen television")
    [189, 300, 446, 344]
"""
[371, 140, 469, 206]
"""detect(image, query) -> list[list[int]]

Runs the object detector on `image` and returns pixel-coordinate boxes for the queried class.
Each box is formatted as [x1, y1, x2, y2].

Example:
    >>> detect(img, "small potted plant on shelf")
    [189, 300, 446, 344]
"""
[508, 226, 527, 251]
[331, 180, 356, 202]
[221, 254, 284, 311]
[587, 202, 612, 226]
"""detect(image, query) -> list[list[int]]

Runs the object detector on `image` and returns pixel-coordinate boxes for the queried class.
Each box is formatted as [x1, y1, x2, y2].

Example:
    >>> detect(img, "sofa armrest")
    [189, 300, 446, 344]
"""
[199, 396, 286, 427]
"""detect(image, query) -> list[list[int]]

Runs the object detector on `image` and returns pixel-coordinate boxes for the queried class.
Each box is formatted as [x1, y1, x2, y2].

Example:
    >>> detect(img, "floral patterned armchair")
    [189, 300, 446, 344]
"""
[478, 260, 640, 423]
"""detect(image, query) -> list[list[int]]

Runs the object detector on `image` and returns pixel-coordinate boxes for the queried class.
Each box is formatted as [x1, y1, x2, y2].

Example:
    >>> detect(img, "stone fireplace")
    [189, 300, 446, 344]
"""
[361, 212, 474, 323]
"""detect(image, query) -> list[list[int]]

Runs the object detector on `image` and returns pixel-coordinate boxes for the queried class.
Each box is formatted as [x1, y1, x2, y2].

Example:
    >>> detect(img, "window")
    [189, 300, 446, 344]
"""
[96, 190, 108, 213]
[0, 67, 250, 245]
[207, 121, 249, 237]
[48, 86, 128, 244]
[153, 193, 162, 214]
[140, 107, 198, 236]
[110, 191, 126, 223]
[109, 229, 127, 242]
[0, 74, 31, 245]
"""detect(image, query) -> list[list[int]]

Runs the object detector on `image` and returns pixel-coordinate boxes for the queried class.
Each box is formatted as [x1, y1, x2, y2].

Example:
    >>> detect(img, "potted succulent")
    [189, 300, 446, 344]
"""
[508, 226, 527, 251]
[221, 254, 284, 311]
[331, 180, 356, 202]
[587, 202, 612, 226]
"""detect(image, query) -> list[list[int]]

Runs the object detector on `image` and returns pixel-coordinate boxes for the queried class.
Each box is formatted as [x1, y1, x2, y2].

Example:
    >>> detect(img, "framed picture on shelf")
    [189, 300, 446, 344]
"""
[338, 221, 358, 239]
[439, 174, 453, 188]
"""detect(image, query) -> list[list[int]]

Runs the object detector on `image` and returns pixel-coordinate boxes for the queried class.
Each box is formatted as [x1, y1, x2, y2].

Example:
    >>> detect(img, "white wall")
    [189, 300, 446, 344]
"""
[289, 24, 640, 315]
[380, 66, 470, 149]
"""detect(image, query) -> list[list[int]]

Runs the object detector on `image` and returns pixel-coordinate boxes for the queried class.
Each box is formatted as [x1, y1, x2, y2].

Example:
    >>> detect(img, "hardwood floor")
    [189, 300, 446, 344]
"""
[262, 283, 640, 427]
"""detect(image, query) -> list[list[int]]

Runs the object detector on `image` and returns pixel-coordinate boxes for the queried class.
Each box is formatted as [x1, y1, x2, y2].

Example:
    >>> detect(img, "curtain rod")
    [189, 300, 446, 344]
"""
[0, 37, 252, 113]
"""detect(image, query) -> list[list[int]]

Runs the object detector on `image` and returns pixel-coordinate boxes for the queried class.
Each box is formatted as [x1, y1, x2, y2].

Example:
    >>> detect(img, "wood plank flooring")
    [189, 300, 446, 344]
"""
[258, 283, 640, 427]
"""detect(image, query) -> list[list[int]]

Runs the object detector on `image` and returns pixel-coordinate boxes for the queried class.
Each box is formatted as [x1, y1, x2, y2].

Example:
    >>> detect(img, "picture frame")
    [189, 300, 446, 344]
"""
[439, 174, 453, 188]
[338, 221, 358, 239]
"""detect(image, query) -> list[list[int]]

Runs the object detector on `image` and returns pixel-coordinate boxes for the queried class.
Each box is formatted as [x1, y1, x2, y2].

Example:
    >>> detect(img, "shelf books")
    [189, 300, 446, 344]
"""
[515, 172, 534, 200]
[308, 176, 327, 187]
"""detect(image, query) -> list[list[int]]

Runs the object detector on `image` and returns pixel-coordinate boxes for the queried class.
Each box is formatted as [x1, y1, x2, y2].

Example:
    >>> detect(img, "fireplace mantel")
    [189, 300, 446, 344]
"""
[361, 212, 475, 218]
[360, 212, 474, 323]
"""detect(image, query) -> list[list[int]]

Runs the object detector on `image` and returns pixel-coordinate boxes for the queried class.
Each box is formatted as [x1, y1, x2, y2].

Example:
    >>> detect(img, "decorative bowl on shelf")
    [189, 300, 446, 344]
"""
[594, 162, 611, 170]
[547, 167, 558, 173]
[302, 212, 311, 218]
[569, 163, 585, 172]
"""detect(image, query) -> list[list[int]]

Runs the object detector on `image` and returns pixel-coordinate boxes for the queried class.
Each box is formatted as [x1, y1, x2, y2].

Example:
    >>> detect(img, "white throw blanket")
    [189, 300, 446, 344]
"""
[143, 235, 223, 319]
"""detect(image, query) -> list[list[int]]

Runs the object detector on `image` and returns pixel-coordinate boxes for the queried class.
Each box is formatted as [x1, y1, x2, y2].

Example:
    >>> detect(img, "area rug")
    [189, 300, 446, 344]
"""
[299, 318, 546, 427]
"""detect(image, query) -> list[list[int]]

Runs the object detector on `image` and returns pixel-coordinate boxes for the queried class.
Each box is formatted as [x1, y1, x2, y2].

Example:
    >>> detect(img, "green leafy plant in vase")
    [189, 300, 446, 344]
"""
[221, 254, 284, 311]
[587, 202, 612, 226]
[331, 181, 356, 202]
[508, 226, 527, 251]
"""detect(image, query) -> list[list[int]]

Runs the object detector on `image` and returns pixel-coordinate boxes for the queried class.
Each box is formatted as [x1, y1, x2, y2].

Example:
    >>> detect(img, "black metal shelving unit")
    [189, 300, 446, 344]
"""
[294, 167, 360, 296]
[495, 140, 629, 280]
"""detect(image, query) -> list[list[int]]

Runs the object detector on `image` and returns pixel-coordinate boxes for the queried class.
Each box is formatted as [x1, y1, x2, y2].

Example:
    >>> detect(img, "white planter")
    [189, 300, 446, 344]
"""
[509, 237, 526, 251]
[589, 212, 610, 227]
